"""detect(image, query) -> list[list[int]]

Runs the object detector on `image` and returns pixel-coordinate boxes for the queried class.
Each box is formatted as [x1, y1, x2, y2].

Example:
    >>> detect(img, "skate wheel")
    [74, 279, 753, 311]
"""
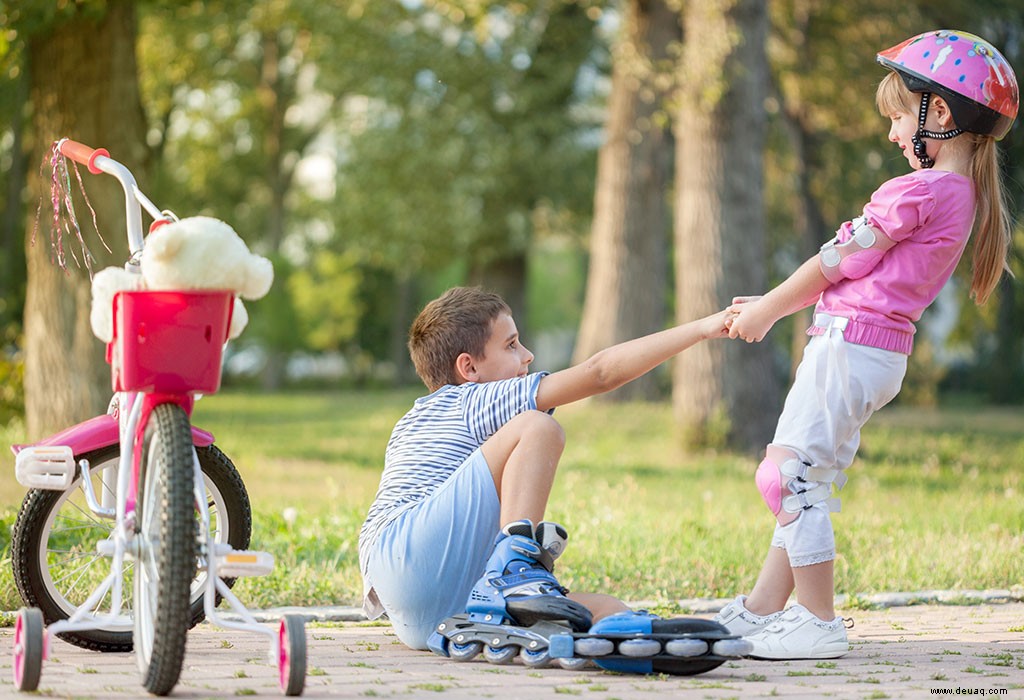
[557, 657, 591, 671]
[574, 637, 614, 657]
[278, 614, 307, 696]
[665, 639, 709, 657]
[618, 638, 662, 657]
[519, 646, 551, 668]
[449, 640, 483, 662]
[712, 638, 753, 658]
[13, 608, 45, 692]
[483, 644, 518, 665]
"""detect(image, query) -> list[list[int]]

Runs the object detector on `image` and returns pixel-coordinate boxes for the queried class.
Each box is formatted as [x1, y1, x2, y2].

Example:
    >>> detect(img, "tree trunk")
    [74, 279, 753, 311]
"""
[573, 0, 678, 401]
[469, 252, 528, 331]
[24, 1, 147, 439]
[672, 0, 778, 451]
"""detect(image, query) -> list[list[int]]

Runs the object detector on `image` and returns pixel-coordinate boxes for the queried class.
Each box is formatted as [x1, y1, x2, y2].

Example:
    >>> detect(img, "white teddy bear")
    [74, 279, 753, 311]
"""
[90, 216, 274, 343]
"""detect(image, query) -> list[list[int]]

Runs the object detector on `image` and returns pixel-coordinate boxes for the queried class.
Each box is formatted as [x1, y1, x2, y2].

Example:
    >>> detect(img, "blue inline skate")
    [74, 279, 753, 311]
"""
[428, 520, 593, 667]
[428, 520, 751, 673]
[548, 610, 752, 675]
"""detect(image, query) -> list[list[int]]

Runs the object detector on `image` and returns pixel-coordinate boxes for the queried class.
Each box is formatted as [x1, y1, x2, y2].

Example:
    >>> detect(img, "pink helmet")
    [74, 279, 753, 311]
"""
[877, 30, 1018, 139]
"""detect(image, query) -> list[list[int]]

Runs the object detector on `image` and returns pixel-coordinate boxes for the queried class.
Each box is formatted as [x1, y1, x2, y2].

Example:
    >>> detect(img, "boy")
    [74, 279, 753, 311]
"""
[358, 286, 729, 650]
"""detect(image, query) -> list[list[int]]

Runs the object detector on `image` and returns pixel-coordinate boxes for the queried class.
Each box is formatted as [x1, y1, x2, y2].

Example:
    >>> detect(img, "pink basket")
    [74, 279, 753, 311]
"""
[108, 290, 234, 395]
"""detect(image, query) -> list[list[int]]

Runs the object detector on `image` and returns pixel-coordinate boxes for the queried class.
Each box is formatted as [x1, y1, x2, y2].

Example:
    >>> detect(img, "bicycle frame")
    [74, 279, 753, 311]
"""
[12, 139, 304, 696]
[34, 144, 239, 641]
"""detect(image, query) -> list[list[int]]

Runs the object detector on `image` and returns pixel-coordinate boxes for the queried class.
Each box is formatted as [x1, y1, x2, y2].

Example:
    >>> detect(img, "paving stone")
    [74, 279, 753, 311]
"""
[2, 602, 1022, 698]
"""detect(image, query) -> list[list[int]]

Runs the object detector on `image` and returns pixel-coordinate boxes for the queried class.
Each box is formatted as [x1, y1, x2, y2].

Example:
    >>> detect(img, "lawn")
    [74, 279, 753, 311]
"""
[2, 389, 1022, 613]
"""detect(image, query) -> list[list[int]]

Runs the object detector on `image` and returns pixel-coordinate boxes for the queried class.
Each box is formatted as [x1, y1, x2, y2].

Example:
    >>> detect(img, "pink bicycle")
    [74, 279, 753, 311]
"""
[11, 139, 306, 696]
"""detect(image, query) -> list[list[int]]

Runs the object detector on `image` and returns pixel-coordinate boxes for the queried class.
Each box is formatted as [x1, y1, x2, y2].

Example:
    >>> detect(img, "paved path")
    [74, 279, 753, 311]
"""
[2, 603, 1022, 698]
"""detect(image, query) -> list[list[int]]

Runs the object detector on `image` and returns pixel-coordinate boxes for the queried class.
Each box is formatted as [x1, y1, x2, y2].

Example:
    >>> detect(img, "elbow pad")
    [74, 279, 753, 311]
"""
[818, 217, 897, 284]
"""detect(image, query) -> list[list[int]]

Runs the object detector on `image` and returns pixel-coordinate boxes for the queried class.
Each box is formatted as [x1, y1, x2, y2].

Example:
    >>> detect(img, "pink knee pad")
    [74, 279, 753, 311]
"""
[755, 445, 803, 526]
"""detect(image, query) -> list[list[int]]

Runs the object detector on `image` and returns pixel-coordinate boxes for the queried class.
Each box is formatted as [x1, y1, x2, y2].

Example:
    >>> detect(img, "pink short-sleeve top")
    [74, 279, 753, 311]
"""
[808, 169, 975, 354]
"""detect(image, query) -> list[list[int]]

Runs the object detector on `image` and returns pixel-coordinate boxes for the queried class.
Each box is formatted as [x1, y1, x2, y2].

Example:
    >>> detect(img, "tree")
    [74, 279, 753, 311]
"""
[672, 0, 778, 450]
[573, 0, 678, 401]
[20, 0, 146, 437]
[335, 1, 600, 333]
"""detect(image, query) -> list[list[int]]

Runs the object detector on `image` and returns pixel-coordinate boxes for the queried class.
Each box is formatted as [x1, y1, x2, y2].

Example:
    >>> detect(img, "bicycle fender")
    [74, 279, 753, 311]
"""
[10, 413, 216, 456]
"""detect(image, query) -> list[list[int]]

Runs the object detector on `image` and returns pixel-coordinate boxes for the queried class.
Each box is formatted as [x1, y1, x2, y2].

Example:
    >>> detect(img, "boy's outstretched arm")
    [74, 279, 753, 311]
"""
[535, 310, 729, 412]
[728, 255, 830, 343]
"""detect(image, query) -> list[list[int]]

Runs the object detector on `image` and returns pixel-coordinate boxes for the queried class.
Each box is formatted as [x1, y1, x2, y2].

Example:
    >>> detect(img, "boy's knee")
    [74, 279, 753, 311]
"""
[513, 410, 565, 447]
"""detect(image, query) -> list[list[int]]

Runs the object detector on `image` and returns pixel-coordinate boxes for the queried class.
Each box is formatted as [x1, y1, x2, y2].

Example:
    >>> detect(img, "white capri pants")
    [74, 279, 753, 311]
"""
[769, 331, 907, 567]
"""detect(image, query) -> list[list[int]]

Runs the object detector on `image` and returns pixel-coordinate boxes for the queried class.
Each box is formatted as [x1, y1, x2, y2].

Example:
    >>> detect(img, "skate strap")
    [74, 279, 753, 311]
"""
[508, 536, 556, 572]
[490, 566, 568, 595]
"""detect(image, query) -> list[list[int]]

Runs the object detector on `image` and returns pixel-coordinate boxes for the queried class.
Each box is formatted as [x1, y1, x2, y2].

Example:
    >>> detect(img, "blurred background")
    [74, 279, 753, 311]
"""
[1, 0, 1022, 451]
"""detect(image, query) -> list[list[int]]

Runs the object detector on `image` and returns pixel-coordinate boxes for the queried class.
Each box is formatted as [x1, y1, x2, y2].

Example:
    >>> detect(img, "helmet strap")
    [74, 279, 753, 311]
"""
[912, 92, 964, 169]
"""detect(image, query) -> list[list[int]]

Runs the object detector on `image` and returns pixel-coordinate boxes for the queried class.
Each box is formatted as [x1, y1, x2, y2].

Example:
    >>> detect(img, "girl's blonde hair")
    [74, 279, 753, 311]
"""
[876, 71, 1012, 304]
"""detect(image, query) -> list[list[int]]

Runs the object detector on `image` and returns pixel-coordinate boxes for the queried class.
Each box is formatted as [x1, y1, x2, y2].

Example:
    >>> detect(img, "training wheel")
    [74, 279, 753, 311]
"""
[13, 608, 46, 692]
[278, 614, 307, 696]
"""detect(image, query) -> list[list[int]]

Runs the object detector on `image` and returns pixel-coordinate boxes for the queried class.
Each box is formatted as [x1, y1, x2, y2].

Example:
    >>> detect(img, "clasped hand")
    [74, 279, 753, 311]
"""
[724, 295, 774, 343]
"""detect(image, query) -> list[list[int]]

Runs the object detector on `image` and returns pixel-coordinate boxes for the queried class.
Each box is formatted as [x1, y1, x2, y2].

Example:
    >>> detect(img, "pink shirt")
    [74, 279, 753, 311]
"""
[808, 170, 975, 355]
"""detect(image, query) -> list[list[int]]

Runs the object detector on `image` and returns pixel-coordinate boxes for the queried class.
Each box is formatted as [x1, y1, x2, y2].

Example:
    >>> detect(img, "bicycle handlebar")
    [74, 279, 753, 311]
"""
[58, 139, 110, 175]
[56, 137, 149, 256]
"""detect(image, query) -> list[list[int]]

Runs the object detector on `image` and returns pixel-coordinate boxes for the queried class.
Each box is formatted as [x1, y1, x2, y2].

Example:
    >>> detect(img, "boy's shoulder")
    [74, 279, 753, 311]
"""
[408, 373, 546, 415]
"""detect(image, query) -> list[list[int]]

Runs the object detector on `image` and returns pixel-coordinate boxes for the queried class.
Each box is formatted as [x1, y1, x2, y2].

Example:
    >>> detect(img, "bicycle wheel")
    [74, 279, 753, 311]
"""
[133, 402, 197, 696]
[10, 443, 250, 652]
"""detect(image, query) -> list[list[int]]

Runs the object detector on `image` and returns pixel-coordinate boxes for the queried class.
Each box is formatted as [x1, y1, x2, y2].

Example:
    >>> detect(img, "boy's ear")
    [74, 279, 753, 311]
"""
[454, 352, 478, 384]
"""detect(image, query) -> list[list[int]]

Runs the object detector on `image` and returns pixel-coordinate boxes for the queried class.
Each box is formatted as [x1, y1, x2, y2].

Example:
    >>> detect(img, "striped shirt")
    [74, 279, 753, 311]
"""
[358, 373, 547, 582]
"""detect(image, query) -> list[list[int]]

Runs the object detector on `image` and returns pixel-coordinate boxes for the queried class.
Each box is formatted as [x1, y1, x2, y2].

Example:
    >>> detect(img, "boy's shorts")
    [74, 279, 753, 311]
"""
[364, 448, 500, 650]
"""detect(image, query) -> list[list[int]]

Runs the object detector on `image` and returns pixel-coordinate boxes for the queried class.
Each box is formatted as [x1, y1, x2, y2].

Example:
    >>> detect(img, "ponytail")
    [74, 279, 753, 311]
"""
[967, 135, 1012, 305]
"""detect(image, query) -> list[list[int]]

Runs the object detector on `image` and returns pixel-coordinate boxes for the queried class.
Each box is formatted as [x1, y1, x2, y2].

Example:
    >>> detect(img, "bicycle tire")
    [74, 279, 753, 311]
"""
[133, 402, 197, 696]
[10, 443, 250, 653]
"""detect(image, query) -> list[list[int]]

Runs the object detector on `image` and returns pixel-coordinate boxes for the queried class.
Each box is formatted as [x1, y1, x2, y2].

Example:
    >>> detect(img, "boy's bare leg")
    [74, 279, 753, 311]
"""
[745, 546, 794, 616]
[481, 410, 565, 526]
[479, 412, 632, 627]
[569, 592, 630, 621]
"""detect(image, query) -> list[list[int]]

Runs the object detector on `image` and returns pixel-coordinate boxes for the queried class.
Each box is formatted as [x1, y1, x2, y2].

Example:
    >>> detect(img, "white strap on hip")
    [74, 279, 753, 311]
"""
[814, 313, 852, 416]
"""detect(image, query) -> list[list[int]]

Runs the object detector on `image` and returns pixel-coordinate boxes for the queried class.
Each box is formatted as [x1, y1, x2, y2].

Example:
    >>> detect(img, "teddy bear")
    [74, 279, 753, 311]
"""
[90, 216, 273, 344]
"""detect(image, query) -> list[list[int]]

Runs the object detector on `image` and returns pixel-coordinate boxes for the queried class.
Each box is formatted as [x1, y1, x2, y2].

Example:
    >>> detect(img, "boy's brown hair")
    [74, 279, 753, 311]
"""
[408, 286, 512, 391]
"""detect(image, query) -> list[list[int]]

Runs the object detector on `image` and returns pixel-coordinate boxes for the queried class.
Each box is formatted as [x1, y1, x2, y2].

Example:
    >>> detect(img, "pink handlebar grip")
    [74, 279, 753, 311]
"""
[58, 139, 109, 175]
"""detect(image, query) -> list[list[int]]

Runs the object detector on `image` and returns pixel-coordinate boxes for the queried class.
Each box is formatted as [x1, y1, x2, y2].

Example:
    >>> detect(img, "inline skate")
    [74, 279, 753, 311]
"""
[428, 520, 751, 673]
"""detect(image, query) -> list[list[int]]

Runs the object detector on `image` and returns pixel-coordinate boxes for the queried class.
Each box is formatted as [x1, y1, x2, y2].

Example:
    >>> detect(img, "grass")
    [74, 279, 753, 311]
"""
[1, 389, 1022, 614]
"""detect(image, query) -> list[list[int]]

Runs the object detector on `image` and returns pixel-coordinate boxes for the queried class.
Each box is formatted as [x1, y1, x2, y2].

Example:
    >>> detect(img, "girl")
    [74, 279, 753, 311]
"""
[716, 30, 1018, 660]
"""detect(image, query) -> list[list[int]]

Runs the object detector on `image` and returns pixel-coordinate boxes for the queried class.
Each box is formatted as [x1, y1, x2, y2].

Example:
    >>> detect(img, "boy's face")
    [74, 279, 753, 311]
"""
[465, 312, 534, 383]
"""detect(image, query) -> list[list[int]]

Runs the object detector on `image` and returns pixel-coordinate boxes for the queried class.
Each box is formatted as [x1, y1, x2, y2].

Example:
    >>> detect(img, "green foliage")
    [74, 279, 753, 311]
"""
[0, 339, 23, 426]
[2, 0, 1023, 399]
[288, 250, 363, 352]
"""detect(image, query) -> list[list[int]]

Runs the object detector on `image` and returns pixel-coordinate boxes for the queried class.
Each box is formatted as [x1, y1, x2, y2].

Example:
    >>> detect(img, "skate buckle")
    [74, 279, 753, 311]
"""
[15, 446, 76, 490]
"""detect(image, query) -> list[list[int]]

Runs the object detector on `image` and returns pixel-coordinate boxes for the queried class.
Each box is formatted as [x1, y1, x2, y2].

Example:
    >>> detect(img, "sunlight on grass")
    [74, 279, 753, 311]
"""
[2, 390, 1022, 612]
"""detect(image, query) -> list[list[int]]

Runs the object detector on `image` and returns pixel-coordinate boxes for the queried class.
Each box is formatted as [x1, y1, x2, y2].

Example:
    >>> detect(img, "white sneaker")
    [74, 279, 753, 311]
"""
[712, 595, 783, 636]
[746, 604, 850, 660]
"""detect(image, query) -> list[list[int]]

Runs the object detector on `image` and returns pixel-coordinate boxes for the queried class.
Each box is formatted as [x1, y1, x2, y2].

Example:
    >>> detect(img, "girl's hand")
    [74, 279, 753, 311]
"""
[727, 297, 777, 343]
[731, 295, 763, 306]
